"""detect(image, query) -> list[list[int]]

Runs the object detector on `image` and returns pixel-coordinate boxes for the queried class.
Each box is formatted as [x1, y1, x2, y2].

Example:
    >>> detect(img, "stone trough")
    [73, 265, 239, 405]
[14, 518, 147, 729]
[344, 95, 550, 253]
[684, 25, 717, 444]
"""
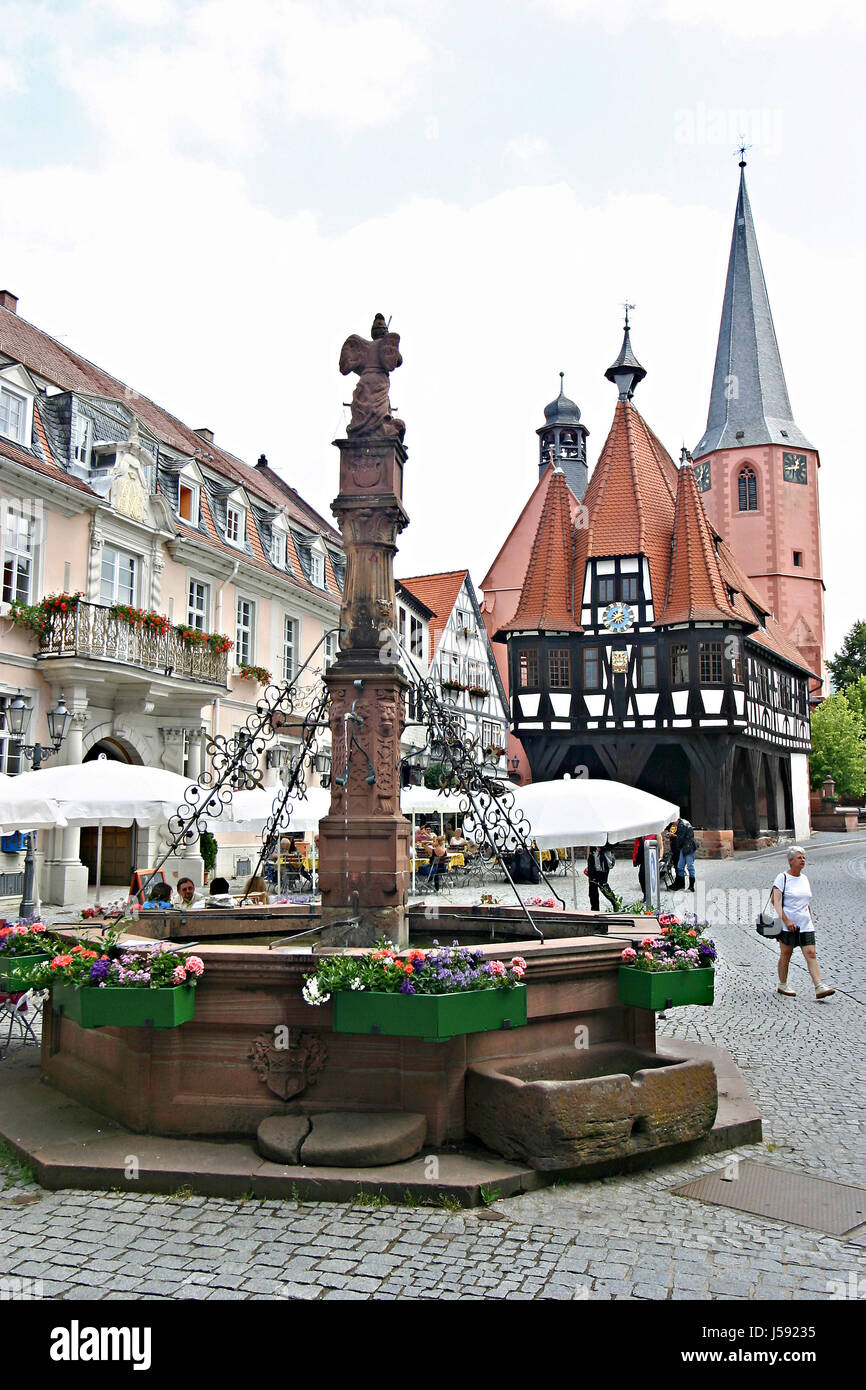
[466, 1043, 718, 1172]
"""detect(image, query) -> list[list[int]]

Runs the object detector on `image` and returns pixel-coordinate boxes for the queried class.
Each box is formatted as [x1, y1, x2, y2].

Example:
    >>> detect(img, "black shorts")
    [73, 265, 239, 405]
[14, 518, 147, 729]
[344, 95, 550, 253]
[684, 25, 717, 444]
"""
[778, 929, 816, 948]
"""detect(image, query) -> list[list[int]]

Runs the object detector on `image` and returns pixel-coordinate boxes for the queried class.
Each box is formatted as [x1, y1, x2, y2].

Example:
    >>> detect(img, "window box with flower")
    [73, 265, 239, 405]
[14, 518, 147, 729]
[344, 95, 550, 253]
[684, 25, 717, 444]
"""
[440, 678, 466, 695]
[24, 940, 206, 1030]
[0, 921, 61, 989]
[467, 684, 489, 700]
[303, 942, 527, 1041]
[618, 913, 716, 1010]
[236, 662, 272, 685]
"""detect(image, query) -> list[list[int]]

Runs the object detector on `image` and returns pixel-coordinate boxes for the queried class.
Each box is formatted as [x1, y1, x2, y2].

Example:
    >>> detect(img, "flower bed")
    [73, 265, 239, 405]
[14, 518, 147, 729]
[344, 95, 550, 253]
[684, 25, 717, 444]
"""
[618, 913, 716, 1010]
[303, 941, 528, 1040]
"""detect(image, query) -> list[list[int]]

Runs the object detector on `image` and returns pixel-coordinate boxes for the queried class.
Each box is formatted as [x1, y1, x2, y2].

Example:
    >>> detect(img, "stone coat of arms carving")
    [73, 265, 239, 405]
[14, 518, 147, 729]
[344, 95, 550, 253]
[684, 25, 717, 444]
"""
[248, 1029, 327, 1101]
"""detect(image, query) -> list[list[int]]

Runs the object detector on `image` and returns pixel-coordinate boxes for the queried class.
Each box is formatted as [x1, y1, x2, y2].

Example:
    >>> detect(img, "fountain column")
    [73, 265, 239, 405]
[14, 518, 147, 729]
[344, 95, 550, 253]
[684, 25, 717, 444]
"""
[318, 316, 411, 946]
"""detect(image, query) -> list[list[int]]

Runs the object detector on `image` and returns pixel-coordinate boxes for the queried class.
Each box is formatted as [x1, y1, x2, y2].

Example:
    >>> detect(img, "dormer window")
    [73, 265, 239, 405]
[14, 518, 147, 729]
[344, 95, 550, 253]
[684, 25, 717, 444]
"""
[226, 502, 245, 547]
[0, 386, 26, 444]
[72, 415, 92, 466]
[271, 530, 288, 569]
[178, 481, 200, 526]
[310, 549, 325, 588]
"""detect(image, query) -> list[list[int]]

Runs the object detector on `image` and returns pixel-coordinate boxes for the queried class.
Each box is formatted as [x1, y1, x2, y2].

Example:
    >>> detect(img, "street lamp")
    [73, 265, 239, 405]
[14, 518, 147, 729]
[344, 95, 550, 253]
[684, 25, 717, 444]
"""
[8, 690, 72, 919]
[8, 688, 70, 770]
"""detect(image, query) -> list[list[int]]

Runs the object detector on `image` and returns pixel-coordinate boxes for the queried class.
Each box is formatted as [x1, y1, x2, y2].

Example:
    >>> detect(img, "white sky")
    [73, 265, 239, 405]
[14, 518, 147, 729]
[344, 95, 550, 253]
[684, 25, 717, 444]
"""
[1, 0, 863, 658]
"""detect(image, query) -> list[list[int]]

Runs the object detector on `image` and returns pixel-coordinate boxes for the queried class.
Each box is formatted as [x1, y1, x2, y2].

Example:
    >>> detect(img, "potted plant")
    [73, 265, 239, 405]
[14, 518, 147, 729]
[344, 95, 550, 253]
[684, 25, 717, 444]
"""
[0, 921, 60, 990]
[440, 678, 466, 695]
[303, 942, 527, 1041]
[467, 684, 488, 700]
[199, 830, 218, 885]
[618, 913, 716, 1010]
[25, 939, 205, 1029]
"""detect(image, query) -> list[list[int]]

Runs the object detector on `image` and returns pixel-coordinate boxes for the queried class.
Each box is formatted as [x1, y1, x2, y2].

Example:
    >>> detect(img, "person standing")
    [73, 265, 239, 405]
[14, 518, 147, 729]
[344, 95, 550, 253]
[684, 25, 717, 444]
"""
[668, 817, 697, 892]
[772, 846, 834, 1000]
[585, 845, 617, 911]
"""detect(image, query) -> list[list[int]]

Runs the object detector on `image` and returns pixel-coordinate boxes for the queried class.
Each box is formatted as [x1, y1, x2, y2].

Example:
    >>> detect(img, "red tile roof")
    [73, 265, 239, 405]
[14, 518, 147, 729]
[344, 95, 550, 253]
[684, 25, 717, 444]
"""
[496, 468, 580, 635]
[655, 461, 742, 625]
[573, 399, 678, 609]
[0, 303, 341, 539]
[397, 571, 469, 652]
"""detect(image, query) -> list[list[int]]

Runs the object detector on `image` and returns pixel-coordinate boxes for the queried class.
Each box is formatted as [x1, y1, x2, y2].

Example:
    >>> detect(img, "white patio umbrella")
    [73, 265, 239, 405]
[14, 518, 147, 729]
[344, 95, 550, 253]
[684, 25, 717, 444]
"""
[224, 785, 331, 894]
[0, 772, 69, 833]
[8, 760, 202, 901]
[509, 777, 680, 908]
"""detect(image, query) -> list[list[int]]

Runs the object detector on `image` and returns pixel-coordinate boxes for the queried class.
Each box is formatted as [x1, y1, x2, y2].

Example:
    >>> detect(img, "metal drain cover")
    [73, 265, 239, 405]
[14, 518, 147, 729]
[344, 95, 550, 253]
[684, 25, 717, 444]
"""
[671, 1160, 866, 1236]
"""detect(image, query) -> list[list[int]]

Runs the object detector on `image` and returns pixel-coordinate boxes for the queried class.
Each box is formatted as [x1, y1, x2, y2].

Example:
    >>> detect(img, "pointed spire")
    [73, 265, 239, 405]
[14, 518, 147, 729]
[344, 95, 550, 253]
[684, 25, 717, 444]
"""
[656, 456, 745, 626]
[604, 307, 646, 400]
[694, 163, 812, 456]
[495, 468, 581, 635]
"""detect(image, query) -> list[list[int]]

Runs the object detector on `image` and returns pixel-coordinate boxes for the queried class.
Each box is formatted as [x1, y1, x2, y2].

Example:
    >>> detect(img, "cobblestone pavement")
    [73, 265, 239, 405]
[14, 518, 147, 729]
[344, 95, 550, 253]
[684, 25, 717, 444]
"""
[2, 834, 864, 1301]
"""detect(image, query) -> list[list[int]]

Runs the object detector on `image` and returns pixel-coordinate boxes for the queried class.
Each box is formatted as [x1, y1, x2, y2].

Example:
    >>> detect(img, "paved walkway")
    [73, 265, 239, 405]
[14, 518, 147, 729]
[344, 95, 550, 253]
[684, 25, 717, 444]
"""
[2, 835, 865, 1300]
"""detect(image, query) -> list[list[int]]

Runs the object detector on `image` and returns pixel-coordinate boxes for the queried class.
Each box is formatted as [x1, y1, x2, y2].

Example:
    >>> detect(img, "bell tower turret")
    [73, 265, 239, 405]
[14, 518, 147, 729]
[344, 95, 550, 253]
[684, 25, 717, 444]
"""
[536, 372, 589, 501]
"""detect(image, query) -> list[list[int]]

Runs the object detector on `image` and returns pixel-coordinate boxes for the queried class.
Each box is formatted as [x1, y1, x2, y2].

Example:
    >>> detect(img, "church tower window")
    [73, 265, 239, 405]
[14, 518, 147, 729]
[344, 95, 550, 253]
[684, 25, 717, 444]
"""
[737, 467, 758, 511]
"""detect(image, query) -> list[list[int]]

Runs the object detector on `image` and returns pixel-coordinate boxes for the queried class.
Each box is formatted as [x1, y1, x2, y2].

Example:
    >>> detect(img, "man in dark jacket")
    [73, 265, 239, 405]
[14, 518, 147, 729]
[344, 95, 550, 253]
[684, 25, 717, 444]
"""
[667, 818, 697, 892]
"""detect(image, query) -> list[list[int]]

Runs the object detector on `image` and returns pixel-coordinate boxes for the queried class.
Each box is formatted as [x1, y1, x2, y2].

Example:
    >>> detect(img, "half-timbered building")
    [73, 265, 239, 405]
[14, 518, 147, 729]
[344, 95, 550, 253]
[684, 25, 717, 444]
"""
[494, 325, 813, 853]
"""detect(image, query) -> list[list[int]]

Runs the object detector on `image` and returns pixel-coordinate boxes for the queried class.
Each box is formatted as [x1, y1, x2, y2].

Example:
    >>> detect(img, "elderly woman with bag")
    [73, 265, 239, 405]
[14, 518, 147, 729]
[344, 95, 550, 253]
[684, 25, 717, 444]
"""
[772, 845, 834, 1000]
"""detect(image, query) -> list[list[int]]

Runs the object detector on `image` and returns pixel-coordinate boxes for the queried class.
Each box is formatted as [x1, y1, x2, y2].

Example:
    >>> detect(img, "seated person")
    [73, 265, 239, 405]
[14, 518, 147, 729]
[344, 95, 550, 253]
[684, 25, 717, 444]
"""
[419, 836, 448, 886]
[449, 828, 467, 849]
[176, 876, 205, 909]
[143, 881, 172, 909]
[206, 875, 234, 909]
[242, 874, 270, 906]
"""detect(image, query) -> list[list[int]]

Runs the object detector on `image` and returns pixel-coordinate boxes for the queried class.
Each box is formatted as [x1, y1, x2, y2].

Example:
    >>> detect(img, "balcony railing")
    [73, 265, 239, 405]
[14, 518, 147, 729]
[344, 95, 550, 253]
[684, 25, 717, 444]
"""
[38, 602, 229, 686]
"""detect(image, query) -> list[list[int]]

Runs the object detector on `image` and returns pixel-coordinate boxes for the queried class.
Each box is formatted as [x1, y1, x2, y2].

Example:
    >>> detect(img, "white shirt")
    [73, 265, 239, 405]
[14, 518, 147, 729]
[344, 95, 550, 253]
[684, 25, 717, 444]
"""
[773, 871, 813, 932]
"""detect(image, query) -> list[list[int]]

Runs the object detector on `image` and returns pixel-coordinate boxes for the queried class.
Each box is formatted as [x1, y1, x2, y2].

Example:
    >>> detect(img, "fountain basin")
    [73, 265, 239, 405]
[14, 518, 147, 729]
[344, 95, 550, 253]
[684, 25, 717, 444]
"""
[466, 1043, 718, 1171]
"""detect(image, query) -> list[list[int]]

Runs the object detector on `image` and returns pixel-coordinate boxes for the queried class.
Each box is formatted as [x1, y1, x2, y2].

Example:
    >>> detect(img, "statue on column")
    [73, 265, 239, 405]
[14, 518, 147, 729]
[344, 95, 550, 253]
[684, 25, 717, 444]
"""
[339, 314, 405, 441]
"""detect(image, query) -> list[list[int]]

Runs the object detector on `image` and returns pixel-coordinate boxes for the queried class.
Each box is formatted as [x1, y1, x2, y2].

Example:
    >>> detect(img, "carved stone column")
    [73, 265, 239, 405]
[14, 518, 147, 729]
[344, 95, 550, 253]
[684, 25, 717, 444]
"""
[318, 436, 411, 946]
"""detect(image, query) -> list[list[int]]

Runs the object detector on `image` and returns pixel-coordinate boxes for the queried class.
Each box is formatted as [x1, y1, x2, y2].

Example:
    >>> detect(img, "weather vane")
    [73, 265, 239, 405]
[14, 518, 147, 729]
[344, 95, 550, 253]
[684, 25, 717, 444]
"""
[735, 138, 751, 168]
[622, 301, 635, 331]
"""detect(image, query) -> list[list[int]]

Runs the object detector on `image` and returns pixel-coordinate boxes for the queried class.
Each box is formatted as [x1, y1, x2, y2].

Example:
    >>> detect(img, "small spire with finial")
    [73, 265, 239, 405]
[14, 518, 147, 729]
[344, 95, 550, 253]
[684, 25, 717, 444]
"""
[680, 444, 692, 466]
[735, 138, 751, 169]
[623, 301, 635, 331]
[559, 370, 565, 395]
[605, 304, 646, 400]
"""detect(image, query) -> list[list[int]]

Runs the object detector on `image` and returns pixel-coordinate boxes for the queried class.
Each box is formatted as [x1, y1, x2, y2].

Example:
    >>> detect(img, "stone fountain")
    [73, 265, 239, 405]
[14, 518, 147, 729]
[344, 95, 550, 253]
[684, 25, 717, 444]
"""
[0, 319, 761, 1200]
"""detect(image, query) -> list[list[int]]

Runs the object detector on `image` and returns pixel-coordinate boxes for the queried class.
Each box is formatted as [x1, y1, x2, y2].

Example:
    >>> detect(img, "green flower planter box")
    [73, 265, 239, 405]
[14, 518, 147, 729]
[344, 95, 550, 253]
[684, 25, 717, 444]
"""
[0, 952, 50, 990]
[52, 983, 196, 1030]
[331, 986, 527, 1042]
[618, 965, 714, 1011]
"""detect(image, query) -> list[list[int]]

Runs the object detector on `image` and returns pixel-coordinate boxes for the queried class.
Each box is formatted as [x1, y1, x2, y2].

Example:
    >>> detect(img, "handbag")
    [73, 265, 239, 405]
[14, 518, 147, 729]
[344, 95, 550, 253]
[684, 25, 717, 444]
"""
[756, 874, 784, 937]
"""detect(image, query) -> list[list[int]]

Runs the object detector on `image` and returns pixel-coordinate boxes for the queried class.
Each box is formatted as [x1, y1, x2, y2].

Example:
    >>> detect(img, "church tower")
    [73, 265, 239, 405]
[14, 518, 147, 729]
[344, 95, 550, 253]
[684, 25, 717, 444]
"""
[693, 160, 825, 689]
[536, 373, 589, 501]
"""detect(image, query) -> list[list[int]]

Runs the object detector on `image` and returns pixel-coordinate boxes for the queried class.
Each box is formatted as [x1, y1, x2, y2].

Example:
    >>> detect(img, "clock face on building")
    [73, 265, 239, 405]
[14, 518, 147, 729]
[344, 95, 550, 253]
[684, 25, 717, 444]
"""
[783, 451, 807, 484]
[601, 602, 634, 633]
[693, 460, 711, 492]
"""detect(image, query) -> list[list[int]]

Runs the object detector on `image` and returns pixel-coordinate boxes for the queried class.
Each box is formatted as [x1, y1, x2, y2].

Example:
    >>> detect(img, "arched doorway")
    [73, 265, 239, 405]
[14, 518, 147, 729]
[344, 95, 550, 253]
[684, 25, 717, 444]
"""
[79, 741, 138, 887]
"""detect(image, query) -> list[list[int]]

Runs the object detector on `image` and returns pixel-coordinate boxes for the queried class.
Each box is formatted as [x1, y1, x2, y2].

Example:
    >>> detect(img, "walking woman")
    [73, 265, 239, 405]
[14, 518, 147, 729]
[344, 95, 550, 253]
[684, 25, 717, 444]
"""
[772, 846, 834, 999]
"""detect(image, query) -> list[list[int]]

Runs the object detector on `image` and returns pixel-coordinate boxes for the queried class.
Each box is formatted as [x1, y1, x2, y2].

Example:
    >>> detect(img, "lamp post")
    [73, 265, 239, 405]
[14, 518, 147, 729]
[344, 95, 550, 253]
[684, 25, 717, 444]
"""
[8, 690, 71, 918]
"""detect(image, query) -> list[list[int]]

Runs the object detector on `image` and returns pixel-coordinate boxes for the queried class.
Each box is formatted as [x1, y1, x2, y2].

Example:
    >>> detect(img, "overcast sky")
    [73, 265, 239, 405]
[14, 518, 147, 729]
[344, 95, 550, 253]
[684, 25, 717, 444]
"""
[1, 0, 863, 658]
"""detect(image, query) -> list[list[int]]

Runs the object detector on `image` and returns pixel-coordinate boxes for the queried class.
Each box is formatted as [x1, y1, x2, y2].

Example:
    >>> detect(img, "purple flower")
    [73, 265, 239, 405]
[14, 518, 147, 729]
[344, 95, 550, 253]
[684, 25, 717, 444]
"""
[89, 959, 111, 983]
[399, 979, 416, 995]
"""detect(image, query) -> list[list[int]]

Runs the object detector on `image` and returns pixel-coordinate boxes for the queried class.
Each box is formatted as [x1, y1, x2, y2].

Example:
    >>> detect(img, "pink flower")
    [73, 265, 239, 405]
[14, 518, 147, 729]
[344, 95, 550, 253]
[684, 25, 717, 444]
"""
[621, 947, 637, 962]
[511, 957, 527, 971]
[184, 955, 204, 977]
[640, 936, 656, 948]
[488, 960, 506, 976]
[512, 966, 525, 979]
[172, 965, 187, 985]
